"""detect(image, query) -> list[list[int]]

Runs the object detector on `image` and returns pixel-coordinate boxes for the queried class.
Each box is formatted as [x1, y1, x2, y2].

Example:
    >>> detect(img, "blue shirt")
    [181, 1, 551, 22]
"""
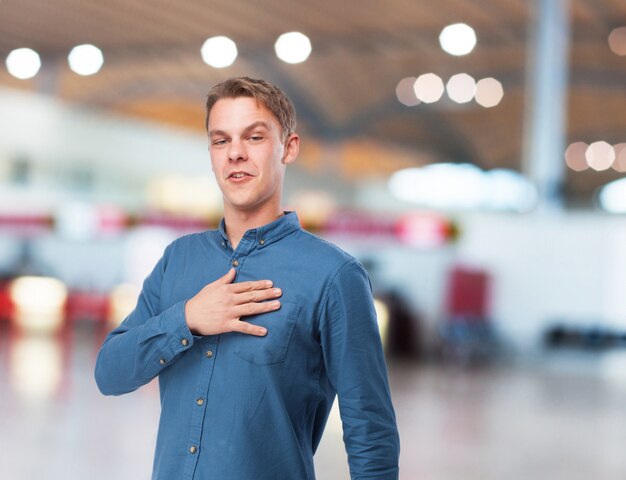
[95, 212, 400, 479]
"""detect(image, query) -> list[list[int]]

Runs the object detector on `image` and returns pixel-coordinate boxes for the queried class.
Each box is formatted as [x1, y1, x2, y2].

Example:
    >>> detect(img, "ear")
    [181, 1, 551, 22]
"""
[282, 133, 300, 165]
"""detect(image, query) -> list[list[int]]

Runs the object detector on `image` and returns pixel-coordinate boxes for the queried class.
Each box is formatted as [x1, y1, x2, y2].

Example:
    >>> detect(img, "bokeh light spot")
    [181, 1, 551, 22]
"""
[201, 36, 238, 68]
[414, 73, 444, 103]
[68, 44, 104, 76]
[6, 48, 41, 79]
[475, 77, 504, 108]
[564, 142, 589, 172]
[608, 27, 626, 56]
[439, 23, 477, 56]
[446, 73, 476, 104]
[395, 77, 420, 106]
[275, 32, 312, 64]
[586, 141, 615, 171]
[612, 143, 626, 172]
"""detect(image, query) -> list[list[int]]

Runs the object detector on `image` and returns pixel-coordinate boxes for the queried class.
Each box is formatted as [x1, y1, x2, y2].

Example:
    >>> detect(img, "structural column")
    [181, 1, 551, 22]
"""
[522, 0, 571, 211]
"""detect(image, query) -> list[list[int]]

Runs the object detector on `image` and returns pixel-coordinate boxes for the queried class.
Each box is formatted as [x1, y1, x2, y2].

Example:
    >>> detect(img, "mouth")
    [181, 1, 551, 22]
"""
[227, 171, 254, 182]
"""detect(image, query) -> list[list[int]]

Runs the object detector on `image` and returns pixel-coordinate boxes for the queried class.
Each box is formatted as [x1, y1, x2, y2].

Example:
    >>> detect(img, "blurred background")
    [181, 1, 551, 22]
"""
[2, 0, 626, 479]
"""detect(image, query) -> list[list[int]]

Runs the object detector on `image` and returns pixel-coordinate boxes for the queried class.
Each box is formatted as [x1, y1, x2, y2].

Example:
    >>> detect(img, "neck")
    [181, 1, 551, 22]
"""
[223, 206, 284, 250]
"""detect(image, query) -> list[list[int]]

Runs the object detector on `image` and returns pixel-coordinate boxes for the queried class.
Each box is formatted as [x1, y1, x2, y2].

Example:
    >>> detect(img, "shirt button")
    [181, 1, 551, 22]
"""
[181, 338, 189, 347]
[196, 398, 204, 406]
[259, 239, 265, 245]
[232, 259, 239, 267]
[189, 445, 197, 454]
[206, 350, 213, 358]
[159, 358, 166, 365]
[221, 241, 225, 247]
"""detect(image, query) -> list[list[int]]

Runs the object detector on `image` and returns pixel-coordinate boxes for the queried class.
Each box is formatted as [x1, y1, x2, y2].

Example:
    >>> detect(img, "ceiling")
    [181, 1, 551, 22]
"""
[1, 0, 625, 206]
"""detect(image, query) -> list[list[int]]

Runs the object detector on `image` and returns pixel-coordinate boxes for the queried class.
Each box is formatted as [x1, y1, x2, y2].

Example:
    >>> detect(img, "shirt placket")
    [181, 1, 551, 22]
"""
[184, 230, 258, 478]
[182, 335, 220, 478]
[227, 230, 256, 276]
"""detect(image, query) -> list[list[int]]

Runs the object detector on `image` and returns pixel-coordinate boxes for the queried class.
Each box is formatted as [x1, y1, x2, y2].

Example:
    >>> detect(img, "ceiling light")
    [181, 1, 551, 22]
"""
[414, 73, 444, 103]
[5, 48, 41, 79]
[599, 177, 626, 213]
[275, 32, 312, 64]
[564, 142, 589, 171]
[389, 163, 485, 209]
[395, 77, 420, 106]
[439, 23, 477, 56]
[475, 77, 504, 107]
[608, 27, 626, 56]
[201, 36, 238, 68]
[389, 164, 536, 212]
[586, 141, 615, 171]
[446, 73, 476, 104]
[68, 44, 104, 76]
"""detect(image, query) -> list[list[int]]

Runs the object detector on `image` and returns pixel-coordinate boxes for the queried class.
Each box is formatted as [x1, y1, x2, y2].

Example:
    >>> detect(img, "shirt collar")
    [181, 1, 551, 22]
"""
[218, 211, 301, 247]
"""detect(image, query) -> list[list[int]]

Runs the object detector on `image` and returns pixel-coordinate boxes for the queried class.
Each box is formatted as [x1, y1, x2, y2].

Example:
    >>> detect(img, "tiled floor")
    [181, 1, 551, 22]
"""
[2, 323, 626, 480]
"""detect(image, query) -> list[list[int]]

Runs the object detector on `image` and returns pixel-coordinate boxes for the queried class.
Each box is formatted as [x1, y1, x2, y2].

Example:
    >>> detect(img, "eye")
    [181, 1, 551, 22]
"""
[212, 139, 227, 146]
[249, 135, 264, 142]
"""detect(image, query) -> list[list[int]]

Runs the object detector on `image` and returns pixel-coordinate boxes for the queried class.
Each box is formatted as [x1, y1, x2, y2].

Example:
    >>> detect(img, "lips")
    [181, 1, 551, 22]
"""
[226, 171, 254, 182]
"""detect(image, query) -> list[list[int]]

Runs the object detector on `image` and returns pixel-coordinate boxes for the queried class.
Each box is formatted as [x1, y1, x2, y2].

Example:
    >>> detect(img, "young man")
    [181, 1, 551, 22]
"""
[95, 77, 400, 479]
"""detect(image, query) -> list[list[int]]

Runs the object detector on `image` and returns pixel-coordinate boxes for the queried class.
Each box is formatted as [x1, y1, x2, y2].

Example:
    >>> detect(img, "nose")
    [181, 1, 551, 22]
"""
[228, 138, 247, 162]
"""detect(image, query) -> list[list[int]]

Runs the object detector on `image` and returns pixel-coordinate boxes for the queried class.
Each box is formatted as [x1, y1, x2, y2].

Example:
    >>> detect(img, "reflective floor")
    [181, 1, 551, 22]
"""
[3, 322, 626, 480]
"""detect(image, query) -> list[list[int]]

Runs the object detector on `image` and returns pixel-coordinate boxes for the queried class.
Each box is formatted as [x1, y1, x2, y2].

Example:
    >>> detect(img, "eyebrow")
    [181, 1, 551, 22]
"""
[209, 121, 271, 138]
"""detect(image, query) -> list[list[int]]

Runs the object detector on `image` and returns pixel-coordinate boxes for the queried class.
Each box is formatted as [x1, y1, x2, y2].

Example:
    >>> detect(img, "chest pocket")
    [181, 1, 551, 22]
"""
[232, 302, 301, 366]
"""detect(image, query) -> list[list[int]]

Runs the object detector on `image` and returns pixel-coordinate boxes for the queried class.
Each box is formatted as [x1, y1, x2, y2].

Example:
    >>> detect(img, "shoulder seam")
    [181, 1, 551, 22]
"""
[297, 230, 357, 260]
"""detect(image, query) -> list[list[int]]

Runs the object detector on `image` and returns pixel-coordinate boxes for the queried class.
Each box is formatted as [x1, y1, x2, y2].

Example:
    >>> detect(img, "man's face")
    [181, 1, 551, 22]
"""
[208, 97, 298, 216]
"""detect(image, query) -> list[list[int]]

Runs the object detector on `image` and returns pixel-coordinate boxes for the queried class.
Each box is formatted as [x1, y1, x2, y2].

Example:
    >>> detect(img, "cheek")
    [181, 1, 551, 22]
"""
[275, 144, 286, 161]
[210, 153, 225, 174]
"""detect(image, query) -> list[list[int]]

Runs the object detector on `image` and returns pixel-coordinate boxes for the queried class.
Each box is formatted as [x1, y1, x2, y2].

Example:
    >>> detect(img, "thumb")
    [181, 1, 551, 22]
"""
[217, 268, 236, 284]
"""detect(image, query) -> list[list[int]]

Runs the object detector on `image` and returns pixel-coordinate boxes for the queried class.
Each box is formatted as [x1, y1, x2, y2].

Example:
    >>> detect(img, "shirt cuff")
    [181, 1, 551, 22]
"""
[164, 300, 195, 354]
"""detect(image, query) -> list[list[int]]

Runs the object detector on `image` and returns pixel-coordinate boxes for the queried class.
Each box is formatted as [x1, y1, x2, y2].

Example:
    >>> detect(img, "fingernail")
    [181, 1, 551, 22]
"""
[272, 300, 281, 307]
[265, 281, 273, 288]
[259, 327, 267, 335]
[273, 288, 282, 295]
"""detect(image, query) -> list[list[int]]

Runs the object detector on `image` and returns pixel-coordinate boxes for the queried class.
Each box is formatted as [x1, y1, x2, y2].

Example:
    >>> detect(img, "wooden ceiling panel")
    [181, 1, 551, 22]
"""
[0, 0, 624, 204]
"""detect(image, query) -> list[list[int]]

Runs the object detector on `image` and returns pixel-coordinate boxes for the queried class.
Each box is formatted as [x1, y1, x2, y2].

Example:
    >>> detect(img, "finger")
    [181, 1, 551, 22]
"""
[234, 288, 282, 305]
[217, 268, 236, 285]
[230, 320, 268, 336]
[234, 300, 281, 317]
[230, 279, 274, 293]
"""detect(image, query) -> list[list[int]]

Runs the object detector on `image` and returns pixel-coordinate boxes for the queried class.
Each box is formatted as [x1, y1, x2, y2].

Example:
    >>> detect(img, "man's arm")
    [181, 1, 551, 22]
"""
[318, 259, 400, 479]
[95, 246, 282, 396]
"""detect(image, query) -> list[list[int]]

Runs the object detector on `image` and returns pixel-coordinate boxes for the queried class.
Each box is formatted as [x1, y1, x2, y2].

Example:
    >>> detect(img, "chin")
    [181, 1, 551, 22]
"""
[225, 198, 260, 212]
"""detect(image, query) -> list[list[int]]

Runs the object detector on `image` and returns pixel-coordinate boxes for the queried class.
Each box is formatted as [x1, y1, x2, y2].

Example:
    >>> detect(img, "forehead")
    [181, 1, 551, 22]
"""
[208, 97, 280, 132]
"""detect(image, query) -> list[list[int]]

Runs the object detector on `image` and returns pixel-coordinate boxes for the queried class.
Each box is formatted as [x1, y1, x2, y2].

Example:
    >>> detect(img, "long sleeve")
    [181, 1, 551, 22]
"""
[318, 259, 400, 479]
[94, 246, 195, 396]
